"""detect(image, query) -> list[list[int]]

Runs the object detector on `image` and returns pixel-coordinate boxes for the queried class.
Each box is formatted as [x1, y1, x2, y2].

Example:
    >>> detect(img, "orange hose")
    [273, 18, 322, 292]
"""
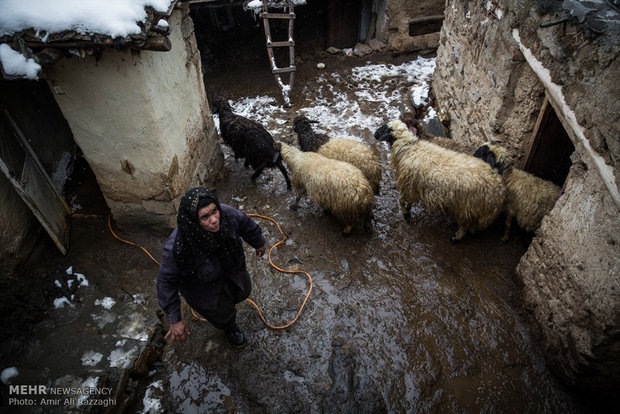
[107, 213, 312, 330]
[245, 213, 313, 330]
[107, 215, 161, 266]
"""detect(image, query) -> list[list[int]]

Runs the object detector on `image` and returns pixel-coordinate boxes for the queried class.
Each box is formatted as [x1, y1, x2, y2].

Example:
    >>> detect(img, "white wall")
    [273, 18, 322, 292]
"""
[45, 6, 222, 228]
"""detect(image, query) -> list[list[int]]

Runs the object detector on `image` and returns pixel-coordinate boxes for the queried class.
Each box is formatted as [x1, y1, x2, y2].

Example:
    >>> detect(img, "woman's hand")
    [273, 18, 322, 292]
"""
[256, 244, 266, 257]
[165, 321, 190, 342]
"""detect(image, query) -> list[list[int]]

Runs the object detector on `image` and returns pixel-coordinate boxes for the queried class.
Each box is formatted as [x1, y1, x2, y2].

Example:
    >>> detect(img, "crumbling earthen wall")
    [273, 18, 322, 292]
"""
[45, 5, 223, 229]
[517, 151, 620, 397]
[432, 0, 619, 399]
[375, 0, 445, 52]
[432, 0, 545, 155]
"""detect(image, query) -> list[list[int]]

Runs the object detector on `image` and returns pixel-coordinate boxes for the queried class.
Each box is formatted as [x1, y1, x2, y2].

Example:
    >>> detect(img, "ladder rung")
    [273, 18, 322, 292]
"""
[267, 41, 295, 48]
[262, 12, 295, 19]
[272, 66, 296, 74]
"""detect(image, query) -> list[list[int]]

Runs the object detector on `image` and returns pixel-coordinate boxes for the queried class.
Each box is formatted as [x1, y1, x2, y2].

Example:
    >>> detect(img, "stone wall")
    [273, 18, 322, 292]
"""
[432, 0, 619, 400]
[432, 0, 545, 155]
[375, 0, 445, 52]
[517, 150, 620, 397]
[45, 4, 223, 229]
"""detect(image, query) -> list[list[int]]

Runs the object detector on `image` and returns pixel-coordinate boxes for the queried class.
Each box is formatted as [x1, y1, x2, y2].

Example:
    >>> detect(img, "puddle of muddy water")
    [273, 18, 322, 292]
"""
[150, 53, 590, 413]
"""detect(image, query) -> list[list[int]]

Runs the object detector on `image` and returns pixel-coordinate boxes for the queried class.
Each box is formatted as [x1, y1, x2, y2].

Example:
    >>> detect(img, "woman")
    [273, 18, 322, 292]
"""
[157, 187, 266, 348]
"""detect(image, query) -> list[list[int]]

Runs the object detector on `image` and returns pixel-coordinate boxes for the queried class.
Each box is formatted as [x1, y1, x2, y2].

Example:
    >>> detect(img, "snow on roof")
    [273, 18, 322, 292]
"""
[0, 43, 41, 79]
[0, 0, 176, 80]
[0, 0, 175, 39]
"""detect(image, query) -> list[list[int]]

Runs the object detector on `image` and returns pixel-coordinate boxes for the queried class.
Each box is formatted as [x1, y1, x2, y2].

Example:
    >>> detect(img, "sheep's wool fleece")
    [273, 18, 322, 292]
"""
[427, 136, 476, 154]
[388, 121, 506, 230]
[317, 138, 382, 194]
[279, 142, 374, 224]
[504, 168, 561, 232]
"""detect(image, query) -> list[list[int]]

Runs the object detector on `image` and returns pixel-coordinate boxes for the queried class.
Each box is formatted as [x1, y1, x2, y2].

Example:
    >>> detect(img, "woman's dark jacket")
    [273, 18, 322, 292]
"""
[157, 204, 265, 323]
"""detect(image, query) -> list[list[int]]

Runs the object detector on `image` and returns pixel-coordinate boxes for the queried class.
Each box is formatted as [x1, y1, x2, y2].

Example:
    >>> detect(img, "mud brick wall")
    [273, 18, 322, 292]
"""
[432, 0, 620, 399]
[46, 4, 223, 229]
[432, 0, 545, 156]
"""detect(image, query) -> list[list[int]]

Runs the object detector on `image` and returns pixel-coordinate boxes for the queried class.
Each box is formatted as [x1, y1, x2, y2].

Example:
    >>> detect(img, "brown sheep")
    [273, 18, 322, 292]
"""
[473, 143, 563, 241]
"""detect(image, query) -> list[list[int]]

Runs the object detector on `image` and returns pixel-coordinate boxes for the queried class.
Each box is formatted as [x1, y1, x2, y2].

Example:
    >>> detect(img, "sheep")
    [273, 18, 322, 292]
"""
[273, 141, 374, 236]
[399, 90, 476, 154]
[210, 97, 291, 190]
[292, 115, 382, 194]
[374, 120, 506, 242]
[402, 114, 475, 153]
[473, 142, 562, 242]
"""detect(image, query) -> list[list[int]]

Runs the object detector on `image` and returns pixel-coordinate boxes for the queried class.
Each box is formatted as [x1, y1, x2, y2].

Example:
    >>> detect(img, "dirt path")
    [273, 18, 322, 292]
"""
[0, 50, 592, 413]
[156, 50, 587, 412]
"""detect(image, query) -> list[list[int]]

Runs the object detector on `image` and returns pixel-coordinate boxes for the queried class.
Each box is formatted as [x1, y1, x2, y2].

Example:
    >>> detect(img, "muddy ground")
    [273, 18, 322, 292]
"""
[0, 48, 604, 413]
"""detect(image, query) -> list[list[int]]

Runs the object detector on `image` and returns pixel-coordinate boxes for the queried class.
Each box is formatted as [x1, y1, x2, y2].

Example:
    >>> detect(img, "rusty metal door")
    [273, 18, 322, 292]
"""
[0, 107, 70, 255]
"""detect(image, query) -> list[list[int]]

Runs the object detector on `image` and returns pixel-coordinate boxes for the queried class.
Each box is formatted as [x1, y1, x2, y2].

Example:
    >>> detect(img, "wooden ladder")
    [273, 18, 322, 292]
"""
[260, 0, 296, 106]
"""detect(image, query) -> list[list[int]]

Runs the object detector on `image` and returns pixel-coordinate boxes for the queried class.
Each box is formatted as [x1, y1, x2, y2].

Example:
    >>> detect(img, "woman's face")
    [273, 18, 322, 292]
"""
[197, 202, 220, 232]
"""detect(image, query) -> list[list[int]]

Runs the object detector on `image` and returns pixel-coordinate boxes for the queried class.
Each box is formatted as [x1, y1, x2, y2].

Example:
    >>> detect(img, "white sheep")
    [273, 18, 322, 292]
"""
[374, 120, 506, 242]
[293, 115, 382, 194]
[473, 143, 563, 242]
[274, 141, 374, 236]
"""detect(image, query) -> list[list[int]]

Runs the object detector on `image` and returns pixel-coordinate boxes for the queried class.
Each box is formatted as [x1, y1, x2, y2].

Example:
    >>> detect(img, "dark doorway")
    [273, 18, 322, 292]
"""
[190, 0, 368, 75]
[0, 80, 109, 218]
[522, 98, 575, 187]
[327, 0, 362, 48]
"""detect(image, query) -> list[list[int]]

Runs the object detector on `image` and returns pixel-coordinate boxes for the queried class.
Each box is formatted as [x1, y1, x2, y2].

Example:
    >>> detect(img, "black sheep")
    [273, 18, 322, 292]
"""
[292, 115, 329, 152]
[211, 97, 291, 190]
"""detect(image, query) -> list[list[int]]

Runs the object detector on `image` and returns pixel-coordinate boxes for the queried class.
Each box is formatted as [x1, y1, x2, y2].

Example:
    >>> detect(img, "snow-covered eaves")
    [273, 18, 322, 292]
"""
[0, 0, 178, 80]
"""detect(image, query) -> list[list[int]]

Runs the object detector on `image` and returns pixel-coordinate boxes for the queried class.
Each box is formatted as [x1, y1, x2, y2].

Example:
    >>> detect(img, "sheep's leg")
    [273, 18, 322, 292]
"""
[451, 225, 468, 243]
[400, 198, 413, 222]
[500, 214, 513, 243]
[276, 161, 292, 190]
[251, 164, 267, 181]
[341, 224, 353, 237]
[289, 195, 302, 211]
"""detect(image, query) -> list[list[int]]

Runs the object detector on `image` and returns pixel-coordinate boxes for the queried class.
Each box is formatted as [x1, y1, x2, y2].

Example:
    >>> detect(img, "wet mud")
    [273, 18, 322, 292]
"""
[1, 49, 594, 413]
[158, 50, 588, 412]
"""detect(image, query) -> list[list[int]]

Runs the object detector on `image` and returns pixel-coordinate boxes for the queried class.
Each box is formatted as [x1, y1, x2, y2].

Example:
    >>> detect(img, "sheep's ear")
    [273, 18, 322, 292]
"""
[273, 142, 282, 152]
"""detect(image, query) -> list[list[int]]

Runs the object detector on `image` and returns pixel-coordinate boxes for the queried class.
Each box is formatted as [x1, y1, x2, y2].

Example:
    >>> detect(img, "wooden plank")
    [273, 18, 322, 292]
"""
[267, 41, 295, 47]
[3, 109, 71, 217]
[259, 0, 296, 105]
[408, 15, 444, 24]
[272, 66, 296, 74]
[288, 6, 295, 90]
[520, 96, 551, 170]
[262, 12, 295, 19]
[0, 109, 70, 255]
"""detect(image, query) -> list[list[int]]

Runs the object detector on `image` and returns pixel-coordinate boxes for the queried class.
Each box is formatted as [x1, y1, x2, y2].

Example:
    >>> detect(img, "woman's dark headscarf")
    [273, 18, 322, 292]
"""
[173, 187, 245, 276]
